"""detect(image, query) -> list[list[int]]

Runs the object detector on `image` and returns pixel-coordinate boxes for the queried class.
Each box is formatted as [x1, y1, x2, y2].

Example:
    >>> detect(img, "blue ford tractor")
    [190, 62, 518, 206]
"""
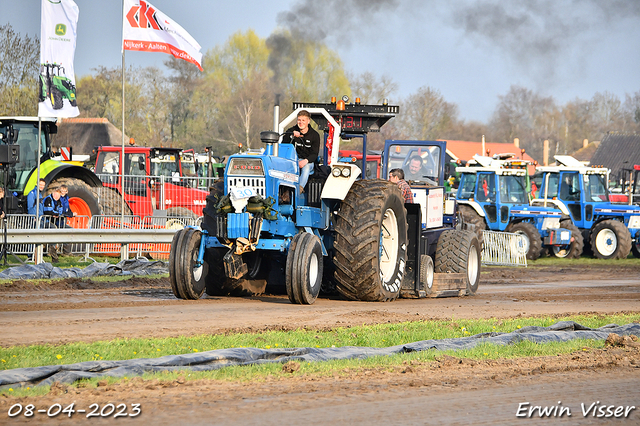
[455, 154, 582, 260]
[533, 155, 640, 259]
[169, 99, 481, 304]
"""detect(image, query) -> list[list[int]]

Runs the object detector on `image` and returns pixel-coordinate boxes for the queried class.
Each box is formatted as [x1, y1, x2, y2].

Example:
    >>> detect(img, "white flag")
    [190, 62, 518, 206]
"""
[38, 0, 80, 118]
[123, 0, 203, 71]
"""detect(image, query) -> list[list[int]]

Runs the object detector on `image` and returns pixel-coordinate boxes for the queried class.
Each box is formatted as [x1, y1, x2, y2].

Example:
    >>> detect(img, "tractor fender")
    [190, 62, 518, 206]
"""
[320, 163, 362, 201]
[456, 200, 485, 218]
[531, 198, 571, 215]
[24, 161, 102, 195]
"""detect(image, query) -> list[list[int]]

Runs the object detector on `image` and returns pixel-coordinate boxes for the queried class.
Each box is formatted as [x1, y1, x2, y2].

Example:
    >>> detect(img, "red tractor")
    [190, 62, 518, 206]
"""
[94, 146, 210, 220]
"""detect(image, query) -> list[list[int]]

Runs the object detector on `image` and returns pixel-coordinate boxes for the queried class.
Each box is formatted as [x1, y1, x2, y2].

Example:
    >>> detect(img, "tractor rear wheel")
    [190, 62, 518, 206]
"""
[505, 221, 542, 260]
[550, 221, 584, 259]
[458, 204, 486, 243]
[97, 186, 132, 217]
[590, 219, 632, 259]
[286, 232, 323, 304]
[333, 180, 407, 302]
[434, 230, 481, 295]
[51, 87, 63, 110]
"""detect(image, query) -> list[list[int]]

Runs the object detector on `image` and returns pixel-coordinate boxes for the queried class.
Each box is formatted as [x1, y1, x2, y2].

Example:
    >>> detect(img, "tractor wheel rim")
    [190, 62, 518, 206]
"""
[309, 252, 319, 289]
[468, 245, 479, 285]
[514, 231, 530, 254]
[596, 228, 617, 256]
[379, 208, 399, 283]
[192, 264, 203, 281]
[552, 246, 570, 258]
[192, 250, 203, 281]
[426, 262, 434, 290]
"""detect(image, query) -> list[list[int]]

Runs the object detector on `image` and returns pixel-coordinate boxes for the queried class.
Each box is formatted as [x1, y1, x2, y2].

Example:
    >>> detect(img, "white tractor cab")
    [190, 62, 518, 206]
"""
[168, 98, 481, 304]
[533, 155, 640, 259]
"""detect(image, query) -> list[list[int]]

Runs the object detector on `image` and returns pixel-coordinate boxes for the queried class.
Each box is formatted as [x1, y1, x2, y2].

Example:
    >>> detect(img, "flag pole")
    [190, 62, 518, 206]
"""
[121, 0, 125, 221]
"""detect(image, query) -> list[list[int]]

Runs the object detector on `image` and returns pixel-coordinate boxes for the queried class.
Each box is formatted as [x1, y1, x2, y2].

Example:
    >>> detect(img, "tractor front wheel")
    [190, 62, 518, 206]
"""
[286, 232, 323, 304]
[170, 228, 207, 300]
[591, 220, 632, 259]
[505, 221, 542, 260]
[550, 221, 584, 259]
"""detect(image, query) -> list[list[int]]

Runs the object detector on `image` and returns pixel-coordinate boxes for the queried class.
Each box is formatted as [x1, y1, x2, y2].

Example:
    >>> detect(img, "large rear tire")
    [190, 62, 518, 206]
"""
[590, 220, 632, 259]
[434, 230, 481, 295]
[505, 221, 542, 260]
[97, 186, 133, 217]
[286, 232, 323, 304]
[550, 221, 584, 259]
[458, 204, 486, 243]
[333, 180, 408, 302]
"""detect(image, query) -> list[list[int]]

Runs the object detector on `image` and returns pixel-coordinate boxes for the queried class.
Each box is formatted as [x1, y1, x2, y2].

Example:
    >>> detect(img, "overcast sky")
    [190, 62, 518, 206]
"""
[2, 0, 639, 123]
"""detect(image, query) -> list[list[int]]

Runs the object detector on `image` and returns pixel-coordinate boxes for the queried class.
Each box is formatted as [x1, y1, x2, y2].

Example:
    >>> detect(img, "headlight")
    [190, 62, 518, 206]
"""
[628, 216, 640, 229]
[332, 167, 341, 177]
[341, 167, 351, 177]
[542, 217, 560, 230]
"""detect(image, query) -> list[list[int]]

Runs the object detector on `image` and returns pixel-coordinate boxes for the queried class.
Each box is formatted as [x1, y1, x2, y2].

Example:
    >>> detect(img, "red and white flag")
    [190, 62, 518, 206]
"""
[122, 0, 203, 71]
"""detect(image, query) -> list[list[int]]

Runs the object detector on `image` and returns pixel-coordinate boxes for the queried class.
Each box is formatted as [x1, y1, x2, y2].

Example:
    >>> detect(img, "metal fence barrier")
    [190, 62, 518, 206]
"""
[3, 214, 198, 264]
[481, 230, 528, 267]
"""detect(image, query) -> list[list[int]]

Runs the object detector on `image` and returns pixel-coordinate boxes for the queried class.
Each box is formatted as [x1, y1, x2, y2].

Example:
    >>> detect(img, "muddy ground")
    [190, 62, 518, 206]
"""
[0, 263, 639, 424]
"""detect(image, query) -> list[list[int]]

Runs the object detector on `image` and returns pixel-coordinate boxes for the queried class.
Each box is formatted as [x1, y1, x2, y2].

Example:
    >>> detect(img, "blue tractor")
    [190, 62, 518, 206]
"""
[533, 155, 640, 259]
[455, 154, 582, 260]
[169, 98, 481, 303]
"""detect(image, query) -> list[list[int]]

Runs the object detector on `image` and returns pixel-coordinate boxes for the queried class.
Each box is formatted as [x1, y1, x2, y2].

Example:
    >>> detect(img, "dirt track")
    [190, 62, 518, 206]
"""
[0, 263, 639, 424]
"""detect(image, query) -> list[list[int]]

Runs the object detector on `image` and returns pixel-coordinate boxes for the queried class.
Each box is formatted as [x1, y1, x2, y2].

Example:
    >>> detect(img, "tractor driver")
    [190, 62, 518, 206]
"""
[283, 110, 320, 194]
[403, 155, 424, 181]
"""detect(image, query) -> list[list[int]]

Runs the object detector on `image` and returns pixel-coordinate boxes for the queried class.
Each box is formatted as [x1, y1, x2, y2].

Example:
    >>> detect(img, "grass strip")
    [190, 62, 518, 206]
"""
[1, 313, 637, 372]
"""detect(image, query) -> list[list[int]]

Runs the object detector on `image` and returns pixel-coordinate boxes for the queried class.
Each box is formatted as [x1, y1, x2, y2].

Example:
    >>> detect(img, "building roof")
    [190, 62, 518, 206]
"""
[572, 141, 599, 163]
[444, 140, 537, 173]
[589, 133, 640, 179]
[51, 118, 126, 155]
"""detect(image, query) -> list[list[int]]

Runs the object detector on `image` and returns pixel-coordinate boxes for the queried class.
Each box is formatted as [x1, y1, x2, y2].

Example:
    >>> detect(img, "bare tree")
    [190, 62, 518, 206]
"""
[0, 24, 40, 115]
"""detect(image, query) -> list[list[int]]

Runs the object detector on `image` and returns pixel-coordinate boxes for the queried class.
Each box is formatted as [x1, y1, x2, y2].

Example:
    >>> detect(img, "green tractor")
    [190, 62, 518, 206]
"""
[0, 117, 105, 221]
[38, 63, 77, 110]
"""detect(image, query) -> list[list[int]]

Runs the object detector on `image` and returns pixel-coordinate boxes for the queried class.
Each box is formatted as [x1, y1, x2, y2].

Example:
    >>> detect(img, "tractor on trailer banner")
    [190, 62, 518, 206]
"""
[169, 98, 481, 304]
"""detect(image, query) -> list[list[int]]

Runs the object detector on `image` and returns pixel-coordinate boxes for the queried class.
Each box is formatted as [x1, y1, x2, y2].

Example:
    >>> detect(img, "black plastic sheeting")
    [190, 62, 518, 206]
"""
[1, 321, 638, 389]
[0, 258, 168, 280]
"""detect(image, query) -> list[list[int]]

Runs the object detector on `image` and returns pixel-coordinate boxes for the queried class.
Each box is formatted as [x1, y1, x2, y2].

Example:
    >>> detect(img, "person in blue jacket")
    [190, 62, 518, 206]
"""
[42, 188, 74, 261]
[27, 178, 46, 216]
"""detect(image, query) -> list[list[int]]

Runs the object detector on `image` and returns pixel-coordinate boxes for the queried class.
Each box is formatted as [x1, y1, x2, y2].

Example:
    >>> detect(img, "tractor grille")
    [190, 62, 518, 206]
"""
[307, 180, 323, 207]
[227, 177, 266, 197]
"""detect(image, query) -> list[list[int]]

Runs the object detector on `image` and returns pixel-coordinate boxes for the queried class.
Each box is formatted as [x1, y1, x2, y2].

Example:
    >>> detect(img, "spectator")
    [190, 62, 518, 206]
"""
[59, 185, 77, 217]
[42, 188, 74, 261]
[389, 168, 414, 203]
[282, 110, 320, 193]
[0, 187, 5, 221]
[27, 178, 45, 216]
